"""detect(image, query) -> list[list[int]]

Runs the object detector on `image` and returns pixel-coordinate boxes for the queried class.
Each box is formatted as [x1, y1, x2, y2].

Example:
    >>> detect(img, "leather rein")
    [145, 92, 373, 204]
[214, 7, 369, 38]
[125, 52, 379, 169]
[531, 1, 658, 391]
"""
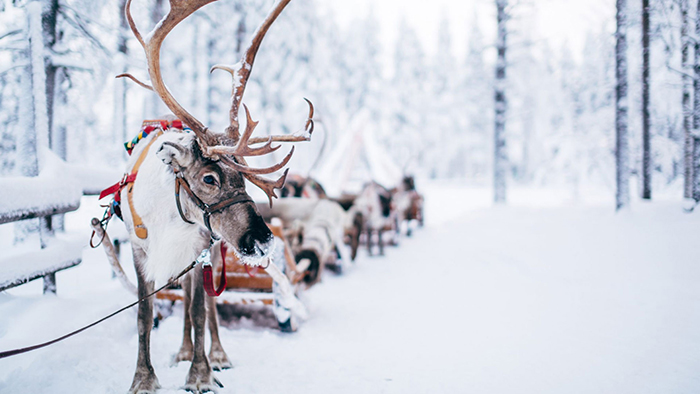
[174, 173, 253, 236]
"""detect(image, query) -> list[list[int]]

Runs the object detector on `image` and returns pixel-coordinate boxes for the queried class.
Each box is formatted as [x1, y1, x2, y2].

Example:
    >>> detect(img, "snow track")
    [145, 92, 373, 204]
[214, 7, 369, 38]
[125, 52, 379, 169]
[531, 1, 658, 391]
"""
[1, 190, 699, 393]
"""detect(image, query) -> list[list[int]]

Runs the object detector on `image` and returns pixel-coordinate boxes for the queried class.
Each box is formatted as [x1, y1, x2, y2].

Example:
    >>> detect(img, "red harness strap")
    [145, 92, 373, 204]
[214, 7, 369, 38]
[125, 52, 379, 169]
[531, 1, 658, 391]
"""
[203, 242, 228, 297]
[99, 173, 137, 202]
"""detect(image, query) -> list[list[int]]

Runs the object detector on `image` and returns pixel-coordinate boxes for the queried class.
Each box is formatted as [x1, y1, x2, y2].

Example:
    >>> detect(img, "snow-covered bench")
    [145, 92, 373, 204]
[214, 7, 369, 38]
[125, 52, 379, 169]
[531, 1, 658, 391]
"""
[0, 161, 85, 294]
[0, 233, 85, 293]
[0, 150, 125, 294]
[0, 176, 81, 225]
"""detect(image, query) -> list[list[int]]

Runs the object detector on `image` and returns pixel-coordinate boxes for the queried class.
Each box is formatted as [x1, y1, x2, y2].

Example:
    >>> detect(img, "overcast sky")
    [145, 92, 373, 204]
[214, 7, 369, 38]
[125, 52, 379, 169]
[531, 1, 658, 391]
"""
[320, 0, 615, 65]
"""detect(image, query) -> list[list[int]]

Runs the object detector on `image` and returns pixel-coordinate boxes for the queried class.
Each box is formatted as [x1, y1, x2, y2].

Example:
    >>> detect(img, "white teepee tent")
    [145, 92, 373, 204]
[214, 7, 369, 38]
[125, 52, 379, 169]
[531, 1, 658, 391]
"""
[317, 110, 402, 196]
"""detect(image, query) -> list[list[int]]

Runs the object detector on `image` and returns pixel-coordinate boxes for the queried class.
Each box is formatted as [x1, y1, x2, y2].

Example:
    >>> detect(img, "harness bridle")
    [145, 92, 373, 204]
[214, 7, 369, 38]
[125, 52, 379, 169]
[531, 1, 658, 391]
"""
[174, 173, 253, 235]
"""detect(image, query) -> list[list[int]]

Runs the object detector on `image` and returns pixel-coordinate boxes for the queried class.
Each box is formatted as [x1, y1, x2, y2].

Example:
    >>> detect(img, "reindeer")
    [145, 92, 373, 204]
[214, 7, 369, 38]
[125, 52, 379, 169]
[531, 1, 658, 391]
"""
[107, 1, 312, 392]
[280, 173, 328, 199]
[392, 175, 424, 236]
[349, 181, 397, 257]
[257, 198, 351, 279]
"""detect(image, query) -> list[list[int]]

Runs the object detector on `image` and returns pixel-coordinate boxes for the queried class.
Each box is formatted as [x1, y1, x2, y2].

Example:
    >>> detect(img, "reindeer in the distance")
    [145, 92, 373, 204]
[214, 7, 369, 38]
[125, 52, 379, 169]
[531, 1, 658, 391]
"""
[349, 182, 397, 257]
[110, 0, 311, 392]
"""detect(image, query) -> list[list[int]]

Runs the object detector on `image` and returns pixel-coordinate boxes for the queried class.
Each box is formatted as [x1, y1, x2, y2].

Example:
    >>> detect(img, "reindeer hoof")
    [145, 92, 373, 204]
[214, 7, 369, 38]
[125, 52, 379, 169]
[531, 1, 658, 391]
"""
[184, 362, 223, 393]
[170, 347, 194, 366]
[128, 372, 161, 394]
[208, 349, 232, 371]
[183, 375, 223, 393]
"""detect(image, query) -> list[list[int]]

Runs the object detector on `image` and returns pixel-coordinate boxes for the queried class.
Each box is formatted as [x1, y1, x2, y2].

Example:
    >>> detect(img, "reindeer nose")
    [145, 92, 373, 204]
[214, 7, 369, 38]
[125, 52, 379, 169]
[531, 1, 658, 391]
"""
[239, 215, 273, 256]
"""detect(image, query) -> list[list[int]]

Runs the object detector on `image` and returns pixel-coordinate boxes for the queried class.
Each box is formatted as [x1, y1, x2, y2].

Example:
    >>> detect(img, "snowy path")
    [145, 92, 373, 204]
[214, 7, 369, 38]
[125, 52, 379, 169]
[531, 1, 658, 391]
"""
[1, 188, 700, 393]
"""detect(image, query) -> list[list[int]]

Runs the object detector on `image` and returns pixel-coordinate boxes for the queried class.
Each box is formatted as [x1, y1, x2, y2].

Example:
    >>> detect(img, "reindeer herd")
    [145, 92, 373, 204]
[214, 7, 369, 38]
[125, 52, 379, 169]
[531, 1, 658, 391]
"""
[88, 0, 423, 392]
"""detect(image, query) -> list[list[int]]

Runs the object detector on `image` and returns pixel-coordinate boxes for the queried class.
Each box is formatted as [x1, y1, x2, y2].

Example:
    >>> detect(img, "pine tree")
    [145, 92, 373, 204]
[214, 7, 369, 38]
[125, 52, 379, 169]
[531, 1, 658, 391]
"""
[389, 18, 427, 175]
[428, 13, 459, 178]
[341, 11, 381, 118]
[463, 11, 490, 181]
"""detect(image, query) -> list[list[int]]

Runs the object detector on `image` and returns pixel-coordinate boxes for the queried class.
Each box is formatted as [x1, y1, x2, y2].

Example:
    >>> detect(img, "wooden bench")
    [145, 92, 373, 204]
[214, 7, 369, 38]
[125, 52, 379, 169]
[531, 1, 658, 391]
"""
[0, 176, 84, 294]
[0, 233, 85, 293]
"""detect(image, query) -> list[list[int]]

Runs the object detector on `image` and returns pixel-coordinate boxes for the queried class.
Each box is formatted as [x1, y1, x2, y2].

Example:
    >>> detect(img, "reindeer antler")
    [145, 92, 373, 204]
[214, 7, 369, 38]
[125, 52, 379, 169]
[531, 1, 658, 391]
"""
[210, 0, 292, 139]
[123, 0, 218, 146]
[121, 0, 313, 204]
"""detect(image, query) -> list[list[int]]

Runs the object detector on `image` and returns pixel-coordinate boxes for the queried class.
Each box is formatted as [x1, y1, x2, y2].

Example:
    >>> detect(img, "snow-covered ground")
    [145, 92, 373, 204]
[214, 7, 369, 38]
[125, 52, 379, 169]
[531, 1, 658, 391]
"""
[1, 183, 699, 394]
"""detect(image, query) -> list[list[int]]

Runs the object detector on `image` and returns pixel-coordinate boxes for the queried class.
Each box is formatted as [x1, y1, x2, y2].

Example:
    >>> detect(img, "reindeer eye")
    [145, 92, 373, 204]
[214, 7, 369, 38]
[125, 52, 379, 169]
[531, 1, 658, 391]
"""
[203, 175, 217, 186]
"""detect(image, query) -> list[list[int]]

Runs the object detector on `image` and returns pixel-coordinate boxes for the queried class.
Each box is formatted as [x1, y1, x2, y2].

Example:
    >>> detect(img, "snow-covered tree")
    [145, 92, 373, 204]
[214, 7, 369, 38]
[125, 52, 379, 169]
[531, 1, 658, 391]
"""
[642, 0, 652, 199]
[386, 18, 427, 176]
[693, 0, 700, 201]
[616, 0, 630, 210]
[340, 10, 381, 119]
[462, 11, 491, 182]
[678, 0, 694, 199]
[426, 13, 461, 178]
[494, 0, 508, 203]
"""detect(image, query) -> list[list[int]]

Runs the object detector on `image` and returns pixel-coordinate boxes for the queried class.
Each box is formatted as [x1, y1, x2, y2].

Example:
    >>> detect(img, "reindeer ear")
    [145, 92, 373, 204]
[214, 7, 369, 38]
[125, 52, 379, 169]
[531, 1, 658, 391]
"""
[157, 135, 194, 171]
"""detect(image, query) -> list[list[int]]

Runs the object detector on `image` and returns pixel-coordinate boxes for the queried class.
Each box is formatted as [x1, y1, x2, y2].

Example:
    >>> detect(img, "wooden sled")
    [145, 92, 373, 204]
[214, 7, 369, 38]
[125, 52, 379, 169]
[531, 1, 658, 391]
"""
[156, 218, 310, 332]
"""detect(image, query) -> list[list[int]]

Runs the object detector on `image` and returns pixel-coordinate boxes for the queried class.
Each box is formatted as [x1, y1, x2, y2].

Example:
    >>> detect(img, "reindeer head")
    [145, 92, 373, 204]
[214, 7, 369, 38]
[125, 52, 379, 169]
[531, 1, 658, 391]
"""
[121, 0, 312, 264]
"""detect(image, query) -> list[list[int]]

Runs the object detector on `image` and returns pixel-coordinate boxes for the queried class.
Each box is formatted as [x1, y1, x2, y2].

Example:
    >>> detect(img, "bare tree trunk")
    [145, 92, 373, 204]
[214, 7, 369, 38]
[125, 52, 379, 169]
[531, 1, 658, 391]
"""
[682, 0, 694, 199]
[147, 0, 165, 118]
[27, 1, 49, 153]
[694, 136, 700, 201]
[641, 0, 651, 199]
[41, 0, 65, 231]
[114, 0, 129, 150]
[206, 35, 216, 126]
[235, 1, 246, 56]
[616, 0, 630, 210]
[192, 21, 203, 118]
[521, 101, 533, 183]
[494, 0, 508, 204]
[693, 0, 700, 201]
[14, 63, 41, 245]
[17, 65, 38, 178]
[41, 0, 58, 151]
[18, 1, 52, 245]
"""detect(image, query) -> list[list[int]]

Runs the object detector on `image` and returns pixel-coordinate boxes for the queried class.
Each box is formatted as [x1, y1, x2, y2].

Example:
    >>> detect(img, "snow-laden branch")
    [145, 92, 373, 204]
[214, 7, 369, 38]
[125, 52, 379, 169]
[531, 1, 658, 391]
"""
[49, 52, 93, 72]
[666, 61, 697, 80]
[0, 62, 29, 77]
[58, 6, 111, 56]
[0, 28, 22, 42]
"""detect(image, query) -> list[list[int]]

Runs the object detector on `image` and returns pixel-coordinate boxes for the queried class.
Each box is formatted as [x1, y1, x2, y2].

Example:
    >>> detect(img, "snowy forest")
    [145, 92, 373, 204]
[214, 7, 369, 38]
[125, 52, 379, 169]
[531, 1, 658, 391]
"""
[3, 0, 700, 393]
[0, 0, 699, 207]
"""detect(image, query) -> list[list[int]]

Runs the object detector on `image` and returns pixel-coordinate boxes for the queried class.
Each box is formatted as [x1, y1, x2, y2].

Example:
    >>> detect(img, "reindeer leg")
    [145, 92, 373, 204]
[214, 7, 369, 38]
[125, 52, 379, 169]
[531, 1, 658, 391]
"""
[350, 229, 359, 261]
[366, 227, 373, 257]
[172, 273, 194, 366]
[378, 229, 385, 256]
[184, 264, 222, 393]
[349, 212, 362, 261]
[405, 212, 413, 237]
[129, 246, 161, 394]
[207, 295, 232, 371]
